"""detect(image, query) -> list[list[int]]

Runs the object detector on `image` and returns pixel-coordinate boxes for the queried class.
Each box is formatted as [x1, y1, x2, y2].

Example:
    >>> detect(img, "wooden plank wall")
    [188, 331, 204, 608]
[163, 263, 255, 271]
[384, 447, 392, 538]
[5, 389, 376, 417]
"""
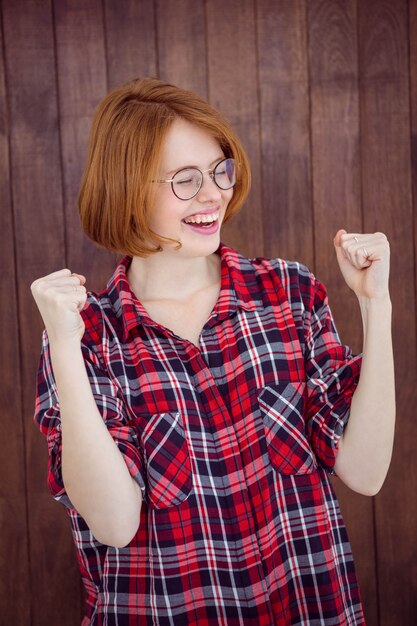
[0, 1, 416, 624]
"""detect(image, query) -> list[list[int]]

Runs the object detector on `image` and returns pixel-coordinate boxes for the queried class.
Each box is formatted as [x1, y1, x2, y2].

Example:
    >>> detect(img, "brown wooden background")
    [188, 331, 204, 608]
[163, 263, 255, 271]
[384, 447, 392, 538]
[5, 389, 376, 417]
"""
[1, 1, 416, 624]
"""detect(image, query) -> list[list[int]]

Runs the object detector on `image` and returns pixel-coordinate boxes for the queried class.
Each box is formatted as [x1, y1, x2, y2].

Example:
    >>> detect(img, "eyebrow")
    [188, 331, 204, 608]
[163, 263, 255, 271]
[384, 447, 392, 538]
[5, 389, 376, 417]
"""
[165, 156, 225, 176]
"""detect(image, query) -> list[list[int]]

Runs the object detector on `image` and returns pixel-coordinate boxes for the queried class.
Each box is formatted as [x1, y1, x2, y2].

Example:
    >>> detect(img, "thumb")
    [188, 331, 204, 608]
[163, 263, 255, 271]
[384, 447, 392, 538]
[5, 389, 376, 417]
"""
[333, 228, 347, 248]
[333, 229, 348, 267]
[71, 272, 86, 285]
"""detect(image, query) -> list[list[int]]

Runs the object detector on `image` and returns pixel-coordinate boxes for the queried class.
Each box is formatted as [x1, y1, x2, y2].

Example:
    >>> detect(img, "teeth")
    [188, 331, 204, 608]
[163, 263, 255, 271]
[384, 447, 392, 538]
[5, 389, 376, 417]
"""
[184, 212, 219, 224]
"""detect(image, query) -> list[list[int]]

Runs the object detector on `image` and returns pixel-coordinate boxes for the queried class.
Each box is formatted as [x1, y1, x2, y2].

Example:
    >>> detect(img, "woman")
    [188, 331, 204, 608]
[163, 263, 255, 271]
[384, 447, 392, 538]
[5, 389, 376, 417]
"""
[32, 77, 394, 625]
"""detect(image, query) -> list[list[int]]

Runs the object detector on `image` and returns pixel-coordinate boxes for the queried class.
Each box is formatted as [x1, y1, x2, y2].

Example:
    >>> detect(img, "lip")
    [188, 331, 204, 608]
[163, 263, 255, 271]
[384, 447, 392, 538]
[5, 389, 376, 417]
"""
[183, 206, 220, 219]
[182, 219, 220, 236]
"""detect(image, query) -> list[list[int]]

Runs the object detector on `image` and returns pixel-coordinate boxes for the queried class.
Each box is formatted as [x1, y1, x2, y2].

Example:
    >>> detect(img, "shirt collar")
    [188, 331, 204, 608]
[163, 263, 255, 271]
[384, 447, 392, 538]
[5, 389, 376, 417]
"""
[107, 242, 262, 341]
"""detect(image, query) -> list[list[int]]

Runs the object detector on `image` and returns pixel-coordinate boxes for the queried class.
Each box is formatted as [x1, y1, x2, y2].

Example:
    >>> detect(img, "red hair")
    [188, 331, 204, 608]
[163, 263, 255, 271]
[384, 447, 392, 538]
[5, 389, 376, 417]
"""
[78, 77, 251, 257]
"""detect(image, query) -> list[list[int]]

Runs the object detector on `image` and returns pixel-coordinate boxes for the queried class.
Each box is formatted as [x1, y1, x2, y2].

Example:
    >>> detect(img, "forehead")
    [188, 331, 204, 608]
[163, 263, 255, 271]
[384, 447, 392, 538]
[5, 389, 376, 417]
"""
[160, 118, 223, 170]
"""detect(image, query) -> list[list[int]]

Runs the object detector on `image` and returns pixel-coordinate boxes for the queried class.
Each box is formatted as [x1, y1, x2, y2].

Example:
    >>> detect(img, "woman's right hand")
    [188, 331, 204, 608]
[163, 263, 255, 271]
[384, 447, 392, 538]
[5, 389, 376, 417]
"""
[31, 269, 88, 343]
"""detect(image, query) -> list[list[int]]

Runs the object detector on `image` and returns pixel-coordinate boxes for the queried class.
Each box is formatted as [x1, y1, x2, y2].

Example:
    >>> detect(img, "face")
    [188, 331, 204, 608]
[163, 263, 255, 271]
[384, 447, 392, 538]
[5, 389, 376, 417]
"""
[149, 118, 234, 259]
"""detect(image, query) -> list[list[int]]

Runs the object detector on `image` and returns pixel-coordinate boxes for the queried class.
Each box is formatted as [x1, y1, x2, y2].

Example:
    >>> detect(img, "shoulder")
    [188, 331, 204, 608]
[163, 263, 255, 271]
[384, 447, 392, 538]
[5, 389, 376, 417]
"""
[225, 245, 323, 309]
[80, 288, 122, 354]
[251, 255, 312, 287]
[224, 244, 310, 282]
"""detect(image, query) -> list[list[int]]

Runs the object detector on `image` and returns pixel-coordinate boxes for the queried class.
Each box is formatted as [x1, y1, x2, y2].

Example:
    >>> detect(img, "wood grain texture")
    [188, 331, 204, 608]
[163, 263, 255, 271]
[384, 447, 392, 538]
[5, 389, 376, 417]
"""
[359, 1, 417, 624]
[408, 1, 417, 612]
[156, 0, 207, 98]
[54, 0, 114, 293]
[307, 2, 377, 623]
[257, 0, 314, 268]
[411, 0, 417, 367]
[206, 0, 263, 257]
[1, 0, 77, 623]
[104, 0, 157, 88]
[0, 7, 30, 624]
[307, 0, 362, 336]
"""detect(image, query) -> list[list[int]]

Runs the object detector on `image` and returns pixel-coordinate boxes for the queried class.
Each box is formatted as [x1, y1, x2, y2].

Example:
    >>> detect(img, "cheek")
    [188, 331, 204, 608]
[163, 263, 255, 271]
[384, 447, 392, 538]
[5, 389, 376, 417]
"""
[150, 192, 185, 223]
[149, 199, 192, 234]
[222, 189, 234, 211]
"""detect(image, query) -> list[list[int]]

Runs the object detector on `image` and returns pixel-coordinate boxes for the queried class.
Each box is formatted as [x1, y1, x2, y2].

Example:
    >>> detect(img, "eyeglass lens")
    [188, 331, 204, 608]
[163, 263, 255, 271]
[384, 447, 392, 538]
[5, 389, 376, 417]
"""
[172, 158, 236, 200]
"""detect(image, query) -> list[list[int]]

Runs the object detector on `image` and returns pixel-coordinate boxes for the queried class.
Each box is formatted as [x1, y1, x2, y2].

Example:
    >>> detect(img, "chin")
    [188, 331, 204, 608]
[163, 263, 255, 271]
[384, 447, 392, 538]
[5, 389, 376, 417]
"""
[179, 234, 221, 258]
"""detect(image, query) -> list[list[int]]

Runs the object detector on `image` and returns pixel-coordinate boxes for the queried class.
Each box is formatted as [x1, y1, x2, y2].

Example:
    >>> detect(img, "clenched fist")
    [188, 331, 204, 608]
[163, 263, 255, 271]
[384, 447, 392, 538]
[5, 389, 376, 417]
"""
[334, 230, 390, 301]
[31, 269, 88, 343]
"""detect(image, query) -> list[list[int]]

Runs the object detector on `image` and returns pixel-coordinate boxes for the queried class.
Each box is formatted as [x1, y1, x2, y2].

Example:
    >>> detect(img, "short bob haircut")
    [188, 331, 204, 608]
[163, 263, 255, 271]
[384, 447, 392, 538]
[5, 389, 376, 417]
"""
[78, 77, 251, 257]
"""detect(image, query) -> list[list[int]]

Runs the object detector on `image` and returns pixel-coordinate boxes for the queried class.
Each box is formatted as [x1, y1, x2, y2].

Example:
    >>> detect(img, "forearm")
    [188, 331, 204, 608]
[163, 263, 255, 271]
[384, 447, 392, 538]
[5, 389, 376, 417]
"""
[50, 339, 141, 547]
[334, 296, 395, 495]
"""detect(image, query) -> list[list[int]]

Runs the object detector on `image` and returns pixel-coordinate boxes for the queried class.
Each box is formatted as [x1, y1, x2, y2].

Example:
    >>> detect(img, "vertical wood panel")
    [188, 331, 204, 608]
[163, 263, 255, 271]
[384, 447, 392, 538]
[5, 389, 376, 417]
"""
[257, 0, 314, 268]
[104, 0, 157, 89]
[54, 0, 113, 294]
[156, 0, 207, 97]
[2, 1, 76, 624]
[410, 0, 417, 364]
[308, 0, 362, 329]
[307, 2, 378, 623]
[359, 1, 417, 623]
[410, 4, 417, 613]
[206, 0, 263, 257]
[0, 6, 30, 624]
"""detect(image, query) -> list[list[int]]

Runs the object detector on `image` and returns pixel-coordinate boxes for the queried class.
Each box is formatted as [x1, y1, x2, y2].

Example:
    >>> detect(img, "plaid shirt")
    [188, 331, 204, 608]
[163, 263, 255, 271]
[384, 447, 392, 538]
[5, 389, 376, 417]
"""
[35, 243, 365, 625]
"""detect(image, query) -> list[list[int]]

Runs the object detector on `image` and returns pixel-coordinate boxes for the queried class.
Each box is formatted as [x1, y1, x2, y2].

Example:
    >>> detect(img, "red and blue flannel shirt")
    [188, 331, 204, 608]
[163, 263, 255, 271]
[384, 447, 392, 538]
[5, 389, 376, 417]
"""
[34, 243, 365, 625]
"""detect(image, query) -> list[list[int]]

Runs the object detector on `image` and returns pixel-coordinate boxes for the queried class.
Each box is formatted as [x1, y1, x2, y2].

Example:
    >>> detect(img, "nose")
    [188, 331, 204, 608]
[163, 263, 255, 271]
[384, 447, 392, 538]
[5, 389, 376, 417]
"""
[196, 171, 222, 202]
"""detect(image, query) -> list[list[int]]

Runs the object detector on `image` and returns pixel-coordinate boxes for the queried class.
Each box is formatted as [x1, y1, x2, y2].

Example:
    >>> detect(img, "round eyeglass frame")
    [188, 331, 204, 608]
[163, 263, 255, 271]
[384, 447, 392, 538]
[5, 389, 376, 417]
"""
[154, 157, 236, 201]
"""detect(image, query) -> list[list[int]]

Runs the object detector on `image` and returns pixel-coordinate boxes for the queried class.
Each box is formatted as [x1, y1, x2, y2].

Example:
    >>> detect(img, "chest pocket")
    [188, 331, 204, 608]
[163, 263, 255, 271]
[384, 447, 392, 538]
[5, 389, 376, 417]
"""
[141, 411, 193, 509]
[258, 382, 317, 475]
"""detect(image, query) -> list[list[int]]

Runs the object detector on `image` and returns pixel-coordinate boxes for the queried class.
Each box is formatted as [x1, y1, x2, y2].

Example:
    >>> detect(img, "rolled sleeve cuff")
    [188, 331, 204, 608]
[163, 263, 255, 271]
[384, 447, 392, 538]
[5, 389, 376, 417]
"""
[46, 424, 146, 510]
[306, 354, 362, 471]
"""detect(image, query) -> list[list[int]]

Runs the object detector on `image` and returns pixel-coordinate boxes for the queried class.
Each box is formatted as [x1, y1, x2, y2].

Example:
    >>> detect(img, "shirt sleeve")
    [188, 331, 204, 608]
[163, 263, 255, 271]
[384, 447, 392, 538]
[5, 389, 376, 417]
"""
[33, 329, 147, 509]
[303, 275, 362, 472]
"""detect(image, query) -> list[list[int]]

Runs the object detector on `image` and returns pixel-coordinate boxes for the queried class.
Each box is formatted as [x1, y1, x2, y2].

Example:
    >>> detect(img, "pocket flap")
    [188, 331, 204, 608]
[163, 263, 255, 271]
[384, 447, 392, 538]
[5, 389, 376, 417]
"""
[259, 382, 317, 475]
[142, 411, 192, 508]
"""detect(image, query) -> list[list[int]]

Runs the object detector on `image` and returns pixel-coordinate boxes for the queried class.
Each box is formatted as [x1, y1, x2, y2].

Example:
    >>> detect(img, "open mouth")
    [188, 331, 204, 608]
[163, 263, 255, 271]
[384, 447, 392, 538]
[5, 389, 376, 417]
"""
[182, 217, 219, 234]
[182, 211, 220, 232]
[183, 219, 217, 228]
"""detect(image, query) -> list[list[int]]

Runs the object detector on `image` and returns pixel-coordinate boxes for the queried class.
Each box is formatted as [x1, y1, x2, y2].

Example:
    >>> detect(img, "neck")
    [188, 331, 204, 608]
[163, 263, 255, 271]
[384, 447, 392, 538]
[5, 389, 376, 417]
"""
[127, 248, 221, 302]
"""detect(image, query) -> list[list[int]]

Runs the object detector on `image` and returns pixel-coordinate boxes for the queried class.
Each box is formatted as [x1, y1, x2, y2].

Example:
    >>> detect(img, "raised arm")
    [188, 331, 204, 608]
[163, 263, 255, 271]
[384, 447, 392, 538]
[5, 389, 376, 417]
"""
[31, 270, 141, 547]
[333, 230, 395, 495]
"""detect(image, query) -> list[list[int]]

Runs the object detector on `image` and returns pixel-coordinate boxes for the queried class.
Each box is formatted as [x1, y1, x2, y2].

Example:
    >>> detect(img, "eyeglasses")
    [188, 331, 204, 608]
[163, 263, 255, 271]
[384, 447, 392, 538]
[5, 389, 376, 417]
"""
[153, 158, 236, 200]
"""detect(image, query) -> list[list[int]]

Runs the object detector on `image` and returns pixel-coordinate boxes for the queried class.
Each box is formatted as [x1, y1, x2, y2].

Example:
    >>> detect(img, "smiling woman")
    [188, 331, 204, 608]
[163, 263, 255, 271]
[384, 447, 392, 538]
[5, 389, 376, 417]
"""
[31, 77, 394, 625]
[77, 78, 251, 258]
[140, 117, 234, 259]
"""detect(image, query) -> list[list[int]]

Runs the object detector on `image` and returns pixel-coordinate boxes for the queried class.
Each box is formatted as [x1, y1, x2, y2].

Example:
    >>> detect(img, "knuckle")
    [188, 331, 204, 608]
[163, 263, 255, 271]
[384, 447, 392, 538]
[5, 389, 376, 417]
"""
[43, 284, 56, 297]
[376, 232, 389, 244]
[31, 277, 46, 291]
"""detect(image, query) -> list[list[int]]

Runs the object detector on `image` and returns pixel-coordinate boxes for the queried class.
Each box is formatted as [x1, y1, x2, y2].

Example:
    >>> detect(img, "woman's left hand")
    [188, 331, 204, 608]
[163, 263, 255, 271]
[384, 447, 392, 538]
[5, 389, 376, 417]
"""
[333, 229, 390, 300]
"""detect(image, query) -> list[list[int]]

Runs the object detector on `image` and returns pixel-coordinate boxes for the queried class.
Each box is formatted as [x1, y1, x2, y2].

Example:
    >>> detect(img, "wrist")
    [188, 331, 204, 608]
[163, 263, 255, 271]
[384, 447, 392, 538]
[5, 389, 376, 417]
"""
[48, 337, 91, 401]
[49, 335, 83, 358]
[357, 293, 392, 314]
[357, 295, 392, 340]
